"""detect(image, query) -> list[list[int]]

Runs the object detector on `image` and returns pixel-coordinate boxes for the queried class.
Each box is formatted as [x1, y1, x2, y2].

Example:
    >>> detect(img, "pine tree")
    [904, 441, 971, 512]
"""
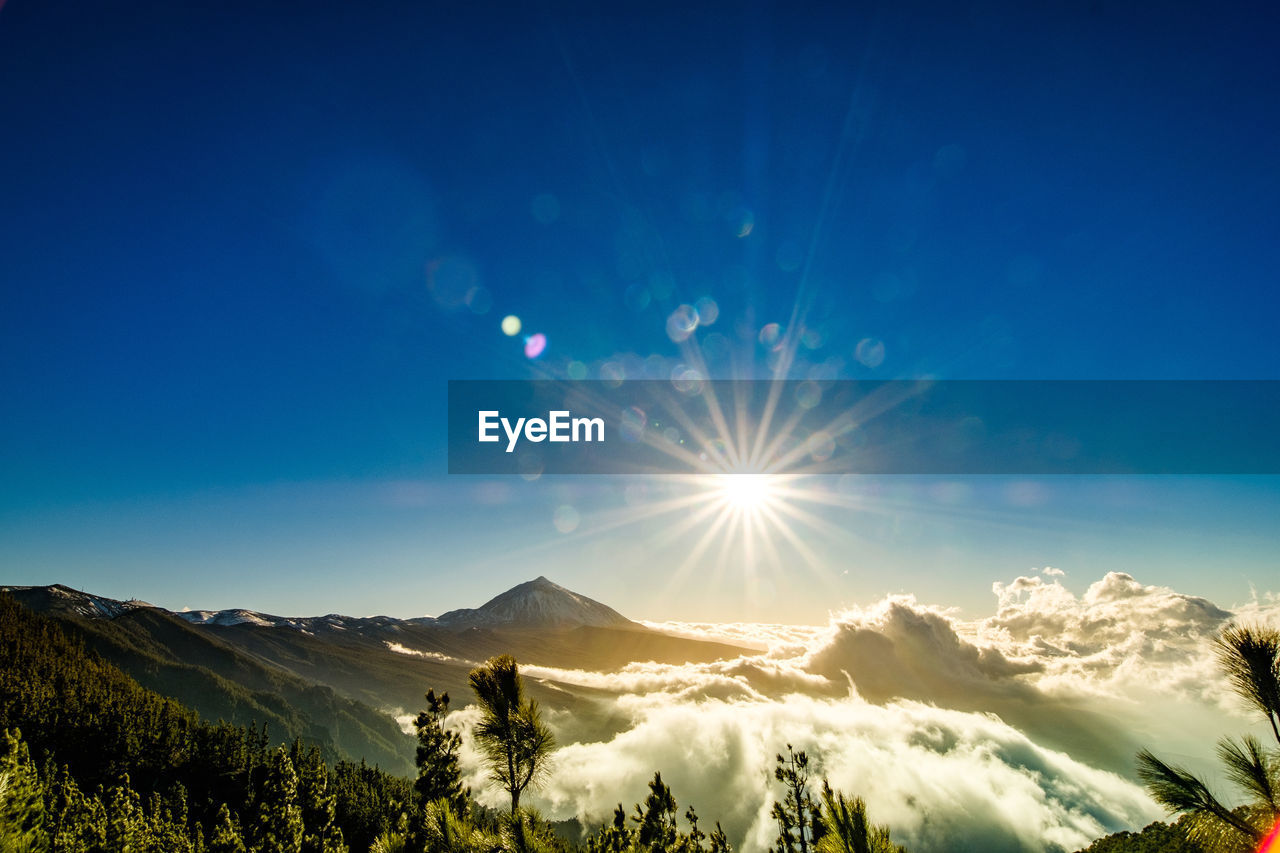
[468, 656, 555, 814]
[208, 803, 248, 853]
[815, 780, 905, 853]
[499, 807, 558, 853]
[150, 783, 200, 853]
[771, 746, 822, 853]
[417, 796, 487, 853]
[585, 772, 733, 853]
[249, 748, 304, 853]
[331, 759, 414, 853]
[293, 742, 347, 853]
[0, 729, 48, 853]
[104, 775, 150, 851]
[370, 812, 410, 853]
[587, 804, 633, 853]
[414, 689, 468, 815]
[708, 822, 733, 853]
[683, 805, 707, 853]
[45, 766, 108, 851]
[634, 772, 679, 853]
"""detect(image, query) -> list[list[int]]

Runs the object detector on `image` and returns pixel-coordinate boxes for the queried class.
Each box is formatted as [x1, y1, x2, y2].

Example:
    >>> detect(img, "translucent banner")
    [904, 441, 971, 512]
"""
[447, 380, 1280, 475]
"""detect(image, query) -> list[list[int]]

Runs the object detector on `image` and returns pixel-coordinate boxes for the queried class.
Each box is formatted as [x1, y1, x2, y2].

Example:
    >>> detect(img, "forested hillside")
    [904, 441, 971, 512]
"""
[0, 593, 413, 850]
[2, 586, 415, 775]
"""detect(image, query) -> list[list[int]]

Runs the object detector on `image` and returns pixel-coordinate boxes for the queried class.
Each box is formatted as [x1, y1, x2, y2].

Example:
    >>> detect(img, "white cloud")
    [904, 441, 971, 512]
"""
[386, 641, 474, 666]
[980, 572, 1242, 703]
[517, 693, 1157, 853]
[443, 572, 1280, 853]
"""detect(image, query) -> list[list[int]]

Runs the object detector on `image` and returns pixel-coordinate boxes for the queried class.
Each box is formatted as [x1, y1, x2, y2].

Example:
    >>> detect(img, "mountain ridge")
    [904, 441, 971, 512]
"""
[2, 577, 753, 766]
[3, 575, 633, 633]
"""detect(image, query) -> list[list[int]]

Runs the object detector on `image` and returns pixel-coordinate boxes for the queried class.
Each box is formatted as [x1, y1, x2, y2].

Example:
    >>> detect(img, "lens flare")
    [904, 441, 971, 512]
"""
[1259, 819, 1280, 853]
[553, 504, 580, 533]
[524, 333, 547, 359]
[694, 296, 719, 325]
[666, 305, 700, 343]
[856, 337, 885, 367]
[501, 315, 522, 336]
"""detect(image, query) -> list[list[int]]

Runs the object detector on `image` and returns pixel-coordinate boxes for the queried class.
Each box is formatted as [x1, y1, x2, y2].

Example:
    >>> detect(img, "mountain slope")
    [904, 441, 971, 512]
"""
[171, 576, 635, 633]
[432, 575, 636, 631]
[2, 582, 153, 619]
[2, 585, 414, 774]
[3, 578, 753, 751]
[0, 592, 415, 851]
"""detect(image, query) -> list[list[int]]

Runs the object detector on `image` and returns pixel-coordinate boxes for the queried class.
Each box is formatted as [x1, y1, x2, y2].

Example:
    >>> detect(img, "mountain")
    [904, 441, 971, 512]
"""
[3, 582, 156, 619]
[173, 575, 635, 633]
[434, 575, 636, 630]
[2, 577, 753, 760]
[1, 584, 416, 774]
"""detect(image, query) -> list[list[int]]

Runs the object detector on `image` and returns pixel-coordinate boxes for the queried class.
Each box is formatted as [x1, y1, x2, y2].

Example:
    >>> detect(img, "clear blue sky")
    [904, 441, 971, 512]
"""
[2, 0, 1278, 621]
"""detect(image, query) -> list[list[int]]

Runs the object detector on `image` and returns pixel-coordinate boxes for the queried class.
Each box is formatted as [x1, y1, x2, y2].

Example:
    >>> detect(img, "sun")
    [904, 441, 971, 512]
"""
[715, 473, 777, 511]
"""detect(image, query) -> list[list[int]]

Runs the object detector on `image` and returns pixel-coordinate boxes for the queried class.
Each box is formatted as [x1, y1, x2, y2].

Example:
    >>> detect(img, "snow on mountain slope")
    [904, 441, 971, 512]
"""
[0, 583, 155, 620]
[178, 608, 282, 627]
[4, 577, 636, 634]
[434, 575, 636, 630]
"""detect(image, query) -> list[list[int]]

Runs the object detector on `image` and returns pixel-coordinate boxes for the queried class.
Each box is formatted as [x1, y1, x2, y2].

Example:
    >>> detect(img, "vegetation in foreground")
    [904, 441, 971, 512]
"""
[11, 588, 1276, 853]
[0, 593, 909, 852]
[1135, 623, 1280, 853]
[1069, 816, 1206, 853]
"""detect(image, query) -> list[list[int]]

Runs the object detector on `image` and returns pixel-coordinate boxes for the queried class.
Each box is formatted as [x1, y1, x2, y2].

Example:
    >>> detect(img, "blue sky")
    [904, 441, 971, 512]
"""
[2, 0, 1278, 621]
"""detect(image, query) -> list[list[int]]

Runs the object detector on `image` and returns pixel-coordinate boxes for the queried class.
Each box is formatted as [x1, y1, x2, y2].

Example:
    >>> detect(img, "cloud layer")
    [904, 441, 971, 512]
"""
[429, 572, 1280, 853]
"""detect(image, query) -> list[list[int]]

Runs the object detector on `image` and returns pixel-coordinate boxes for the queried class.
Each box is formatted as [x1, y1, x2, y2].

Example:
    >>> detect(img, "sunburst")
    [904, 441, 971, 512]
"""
[715, 473, 776, 512]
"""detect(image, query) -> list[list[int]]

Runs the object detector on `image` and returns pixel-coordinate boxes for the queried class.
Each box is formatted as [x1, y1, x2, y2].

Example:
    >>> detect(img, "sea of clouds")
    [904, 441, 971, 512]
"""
[427, 571, 1280, 853]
